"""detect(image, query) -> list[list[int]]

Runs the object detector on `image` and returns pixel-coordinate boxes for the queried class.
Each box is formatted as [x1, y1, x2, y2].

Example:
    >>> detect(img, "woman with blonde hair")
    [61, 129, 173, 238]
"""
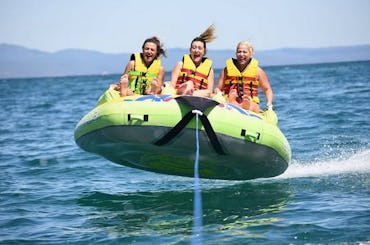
[216, 41, 274, 113]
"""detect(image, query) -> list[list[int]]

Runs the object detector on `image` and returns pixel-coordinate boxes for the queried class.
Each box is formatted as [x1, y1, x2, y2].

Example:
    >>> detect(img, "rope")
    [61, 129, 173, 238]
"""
[192, 113, 203, 245]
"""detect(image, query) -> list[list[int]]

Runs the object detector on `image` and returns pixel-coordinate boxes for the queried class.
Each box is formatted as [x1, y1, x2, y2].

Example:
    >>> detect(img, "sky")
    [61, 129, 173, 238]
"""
[1, 0, 370, 54]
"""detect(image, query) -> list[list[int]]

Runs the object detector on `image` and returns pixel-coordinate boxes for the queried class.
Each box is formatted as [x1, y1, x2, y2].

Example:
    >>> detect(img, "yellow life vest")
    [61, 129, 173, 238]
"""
[224, 58, 260, 104]
[176, 54, 212, 90]
[128, 53, 161, 94]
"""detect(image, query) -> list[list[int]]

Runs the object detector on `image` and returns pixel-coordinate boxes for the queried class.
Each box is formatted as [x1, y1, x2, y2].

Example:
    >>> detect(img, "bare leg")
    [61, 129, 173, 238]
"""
[109, 83, 120, 90]
[242, 96, 260, 112]
[119, 74, 130, 96]
[183, 81, 194, 95]
[149, 78, 159, 94]
[176, 83, 187, 95]
[176, 81, 194, 95]
[227, 89, 240, 106]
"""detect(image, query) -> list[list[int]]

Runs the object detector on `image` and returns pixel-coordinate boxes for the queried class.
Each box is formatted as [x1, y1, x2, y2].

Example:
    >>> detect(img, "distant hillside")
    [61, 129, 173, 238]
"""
[1, 43, 370, 79]
[0, 44, 130, 78]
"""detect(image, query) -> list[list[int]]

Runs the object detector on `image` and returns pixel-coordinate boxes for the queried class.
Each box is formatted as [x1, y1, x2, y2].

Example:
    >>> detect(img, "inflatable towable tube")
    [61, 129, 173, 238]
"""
[74, 94, 291, 180]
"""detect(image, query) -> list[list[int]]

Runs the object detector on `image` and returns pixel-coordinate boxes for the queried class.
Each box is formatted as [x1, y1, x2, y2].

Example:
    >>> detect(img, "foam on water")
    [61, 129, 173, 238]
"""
[277, 149, 370, 179]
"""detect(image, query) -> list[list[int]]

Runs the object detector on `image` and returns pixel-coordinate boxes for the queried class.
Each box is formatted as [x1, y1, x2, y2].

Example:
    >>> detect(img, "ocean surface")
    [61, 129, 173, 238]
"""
[1, 61, 370, 244]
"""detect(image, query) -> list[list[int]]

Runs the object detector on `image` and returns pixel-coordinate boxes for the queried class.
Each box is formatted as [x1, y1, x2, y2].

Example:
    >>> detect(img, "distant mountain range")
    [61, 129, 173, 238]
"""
[1, 43, 370, 79]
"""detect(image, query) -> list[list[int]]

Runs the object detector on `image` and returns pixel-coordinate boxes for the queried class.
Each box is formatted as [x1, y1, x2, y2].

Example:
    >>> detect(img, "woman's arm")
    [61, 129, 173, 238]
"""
[258, 67, 273, 107]
[215, 68, 226, 93]
[123, 60, 135, 75]
[170, 62, 183, 88]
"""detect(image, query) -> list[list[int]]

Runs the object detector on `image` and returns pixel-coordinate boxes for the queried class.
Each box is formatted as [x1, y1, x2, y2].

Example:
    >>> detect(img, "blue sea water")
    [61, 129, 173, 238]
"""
[1, 61, 370, 244]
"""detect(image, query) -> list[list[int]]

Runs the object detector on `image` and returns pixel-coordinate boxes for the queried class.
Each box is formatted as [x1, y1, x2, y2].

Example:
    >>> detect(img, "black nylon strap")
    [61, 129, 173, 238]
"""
[154, 111, 194, 146]
[153, 96, 226, 155]
[198, 113, 225, 155]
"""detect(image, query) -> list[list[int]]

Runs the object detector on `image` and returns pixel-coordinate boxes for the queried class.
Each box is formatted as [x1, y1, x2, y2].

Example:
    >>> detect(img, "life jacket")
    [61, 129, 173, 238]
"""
[128, 53, 161, 94]
[223, 58, 260, 104]
[176, 54, 212, 90]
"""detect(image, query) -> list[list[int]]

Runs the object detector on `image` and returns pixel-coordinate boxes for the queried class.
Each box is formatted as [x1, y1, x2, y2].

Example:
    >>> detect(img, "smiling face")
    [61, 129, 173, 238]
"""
[236, 44, 253, 67]
[142, 41, 158, 65]
[189, 40, 206, 66]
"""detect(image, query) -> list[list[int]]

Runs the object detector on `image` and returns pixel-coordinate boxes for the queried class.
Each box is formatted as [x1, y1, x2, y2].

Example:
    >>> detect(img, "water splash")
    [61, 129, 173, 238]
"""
[277, 149, 370, 179]
[192, 112, 203, 245]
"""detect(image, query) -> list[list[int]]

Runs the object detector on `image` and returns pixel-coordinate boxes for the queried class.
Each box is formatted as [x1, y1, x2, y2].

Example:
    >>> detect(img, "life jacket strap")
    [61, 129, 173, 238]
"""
[181, 68, 209, 80]
[226, 75, 257, 81]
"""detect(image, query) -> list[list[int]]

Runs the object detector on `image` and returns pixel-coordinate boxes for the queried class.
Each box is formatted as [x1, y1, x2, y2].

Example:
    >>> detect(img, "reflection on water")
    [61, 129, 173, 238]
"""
[78, 181, 292, 242]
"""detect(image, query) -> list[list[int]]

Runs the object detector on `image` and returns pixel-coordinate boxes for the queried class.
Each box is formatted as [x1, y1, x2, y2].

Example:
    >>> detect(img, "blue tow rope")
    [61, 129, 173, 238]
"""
[192, 111, 203, 245]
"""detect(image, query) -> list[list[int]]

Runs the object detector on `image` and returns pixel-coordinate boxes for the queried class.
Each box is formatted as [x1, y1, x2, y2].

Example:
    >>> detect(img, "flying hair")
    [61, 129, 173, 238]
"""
[191, 24, 217, 52]
[198, 24, 217, 43]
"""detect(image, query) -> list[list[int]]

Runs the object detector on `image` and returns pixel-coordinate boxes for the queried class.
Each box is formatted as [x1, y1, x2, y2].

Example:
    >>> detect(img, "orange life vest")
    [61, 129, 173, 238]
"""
[223, 58, 260, 103]
[176, 54, 212, 90]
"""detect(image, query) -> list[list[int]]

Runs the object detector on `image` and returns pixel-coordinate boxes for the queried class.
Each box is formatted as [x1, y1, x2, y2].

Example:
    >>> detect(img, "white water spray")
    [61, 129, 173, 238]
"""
[277, 149, 370, 179]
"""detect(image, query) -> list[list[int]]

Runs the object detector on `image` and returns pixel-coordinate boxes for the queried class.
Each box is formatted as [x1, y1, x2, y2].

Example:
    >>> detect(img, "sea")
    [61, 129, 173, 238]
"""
[1, 60, 370, 245]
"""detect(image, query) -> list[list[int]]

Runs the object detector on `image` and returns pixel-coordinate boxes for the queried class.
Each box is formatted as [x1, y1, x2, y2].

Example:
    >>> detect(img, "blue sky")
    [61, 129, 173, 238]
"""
[1, 0, 370, 54]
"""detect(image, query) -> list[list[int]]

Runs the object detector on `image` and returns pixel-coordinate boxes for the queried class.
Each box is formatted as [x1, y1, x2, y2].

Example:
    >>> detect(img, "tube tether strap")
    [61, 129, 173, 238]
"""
[154, 96, 226, 155]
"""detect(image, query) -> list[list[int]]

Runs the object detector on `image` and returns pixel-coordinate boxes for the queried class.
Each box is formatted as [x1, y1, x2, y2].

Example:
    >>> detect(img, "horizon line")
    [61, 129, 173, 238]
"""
[1, 42, 370, 55]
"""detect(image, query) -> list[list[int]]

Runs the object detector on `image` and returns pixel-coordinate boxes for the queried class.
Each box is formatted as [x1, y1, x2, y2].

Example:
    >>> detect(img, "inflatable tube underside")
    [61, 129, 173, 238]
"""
[74, 95, 291, 180]
[76, 125, 288, 180]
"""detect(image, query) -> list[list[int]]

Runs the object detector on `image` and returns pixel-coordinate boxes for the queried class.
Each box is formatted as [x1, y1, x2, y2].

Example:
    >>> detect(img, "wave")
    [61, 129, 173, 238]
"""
[277, 149, 370, 179]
